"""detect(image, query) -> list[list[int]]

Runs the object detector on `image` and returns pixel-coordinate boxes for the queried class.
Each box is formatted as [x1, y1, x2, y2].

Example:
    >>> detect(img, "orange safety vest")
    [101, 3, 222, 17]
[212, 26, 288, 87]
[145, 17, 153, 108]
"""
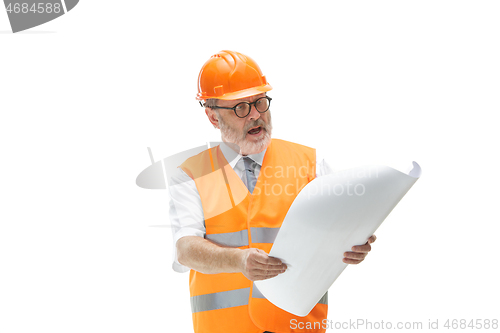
[180, 139, 328, 333]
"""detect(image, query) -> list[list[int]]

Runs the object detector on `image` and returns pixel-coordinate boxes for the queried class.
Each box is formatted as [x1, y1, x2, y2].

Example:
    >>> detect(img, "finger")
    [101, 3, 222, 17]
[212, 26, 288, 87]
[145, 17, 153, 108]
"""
[249, 266, 286, 280]
[344, 251, 367, 260]
[343, 257, 364, 265]
[351, 243, 371, 253]
[368, 235, 377, 244]
[250, 265, 287, 274]
[253, 253, 284, 266]
[247, 257, 287, 271]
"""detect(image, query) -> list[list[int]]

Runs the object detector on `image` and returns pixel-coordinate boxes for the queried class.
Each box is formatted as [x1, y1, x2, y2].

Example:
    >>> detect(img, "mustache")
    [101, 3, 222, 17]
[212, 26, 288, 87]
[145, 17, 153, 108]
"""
[244, 119, 268, 133]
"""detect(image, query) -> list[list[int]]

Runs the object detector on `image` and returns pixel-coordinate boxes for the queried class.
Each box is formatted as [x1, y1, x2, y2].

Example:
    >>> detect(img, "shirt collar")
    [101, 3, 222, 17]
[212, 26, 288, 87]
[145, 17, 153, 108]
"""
[219, 141, 267, 169]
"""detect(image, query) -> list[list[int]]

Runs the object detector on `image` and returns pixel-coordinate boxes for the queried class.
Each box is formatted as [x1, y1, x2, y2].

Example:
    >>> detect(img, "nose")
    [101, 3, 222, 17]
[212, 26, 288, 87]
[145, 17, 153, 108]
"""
[247, 103, 261, 121]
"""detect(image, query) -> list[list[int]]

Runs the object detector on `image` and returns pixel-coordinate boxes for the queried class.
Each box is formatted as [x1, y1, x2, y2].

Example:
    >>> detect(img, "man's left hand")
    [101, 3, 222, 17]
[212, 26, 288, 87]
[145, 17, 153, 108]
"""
[343, 235, 376, 264]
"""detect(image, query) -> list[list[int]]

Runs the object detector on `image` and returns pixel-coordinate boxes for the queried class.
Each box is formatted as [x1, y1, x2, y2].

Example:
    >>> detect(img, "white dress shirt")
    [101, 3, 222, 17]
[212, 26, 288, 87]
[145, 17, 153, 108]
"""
[169, 142, 334, 273]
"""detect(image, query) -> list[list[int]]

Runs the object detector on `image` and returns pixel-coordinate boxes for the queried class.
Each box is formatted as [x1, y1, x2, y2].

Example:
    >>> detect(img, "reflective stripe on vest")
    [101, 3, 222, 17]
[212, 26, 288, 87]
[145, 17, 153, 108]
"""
[190, 284, 328, 313]
[251, 227, 280, 243]
[206, 230, 249, 247]
[191, 287, 250, 313]
[206, 227, 280, 247]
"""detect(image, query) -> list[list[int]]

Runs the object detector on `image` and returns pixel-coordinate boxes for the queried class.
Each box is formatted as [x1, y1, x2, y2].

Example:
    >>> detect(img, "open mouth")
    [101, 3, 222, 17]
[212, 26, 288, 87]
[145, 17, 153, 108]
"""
[247, 126, 262, 135]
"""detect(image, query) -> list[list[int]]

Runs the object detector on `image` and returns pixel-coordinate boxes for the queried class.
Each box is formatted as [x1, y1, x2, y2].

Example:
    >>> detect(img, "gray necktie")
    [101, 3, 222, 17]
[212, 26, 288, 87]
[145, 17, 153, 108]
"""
[243, 157, 257, 193]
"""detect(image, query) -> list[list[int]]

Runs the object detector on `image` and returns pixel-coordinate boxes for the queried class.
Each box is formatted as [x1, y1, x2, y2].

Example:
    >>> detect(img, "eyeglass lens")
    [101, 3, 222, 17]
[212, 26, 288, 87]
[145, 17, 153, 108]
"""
[234, 97, 270, 118]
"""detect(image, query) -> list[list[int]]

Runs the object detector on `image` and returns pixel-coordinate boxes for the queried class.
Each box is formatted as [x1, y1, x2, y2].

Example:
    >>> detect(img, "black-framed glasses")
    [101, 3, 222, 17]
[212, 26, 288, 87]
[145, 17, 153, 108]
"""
[205, 96, 272, 118]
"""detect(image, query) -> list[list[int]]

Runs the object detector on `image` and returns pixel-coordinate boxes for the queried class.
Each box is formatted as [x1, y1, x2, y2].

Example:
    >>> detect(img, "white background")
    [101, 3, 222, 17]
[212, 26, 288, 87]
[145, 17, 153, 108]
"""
[1, 1, 499, 332]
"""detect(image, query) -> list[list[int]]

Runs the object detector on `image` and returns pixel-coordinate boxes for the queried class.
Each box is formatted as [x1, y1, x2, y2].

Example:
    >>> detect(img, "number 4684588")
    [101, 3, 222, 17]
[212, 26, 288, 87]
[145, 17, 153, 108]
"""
[6, 3, 62, 14]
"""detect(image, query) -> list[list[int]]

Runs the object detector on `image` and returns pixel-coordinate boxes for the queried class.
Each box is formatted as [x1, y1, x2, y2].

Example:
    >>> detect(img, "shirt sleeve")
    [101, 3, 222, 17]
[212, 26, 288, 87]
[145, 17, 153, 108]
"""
[168, 167, 206, 273]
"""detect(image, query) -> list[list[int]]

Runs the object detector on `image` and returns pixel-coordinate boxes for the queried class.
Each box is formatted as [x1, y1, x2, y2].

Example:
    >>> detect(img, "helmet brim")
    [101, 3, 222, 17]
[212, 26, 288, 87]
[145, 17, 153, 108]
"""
[197, 84, 272, 101]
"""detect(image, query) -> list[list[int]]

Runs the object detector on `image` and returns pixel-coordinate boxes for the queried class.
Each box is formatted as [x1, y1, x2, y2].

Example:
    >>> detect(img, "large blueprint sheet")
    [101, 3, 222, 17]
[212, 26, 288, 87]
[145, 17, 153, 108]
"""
[254, 162, 421, 316]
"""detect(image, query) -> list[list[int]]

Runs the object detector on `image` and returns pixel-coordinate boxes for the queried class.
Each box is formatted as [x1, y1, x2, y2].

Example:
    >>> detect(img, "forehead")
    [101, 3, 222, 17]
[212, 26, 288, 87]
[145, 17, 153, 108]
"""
[218, 93, 266, 106]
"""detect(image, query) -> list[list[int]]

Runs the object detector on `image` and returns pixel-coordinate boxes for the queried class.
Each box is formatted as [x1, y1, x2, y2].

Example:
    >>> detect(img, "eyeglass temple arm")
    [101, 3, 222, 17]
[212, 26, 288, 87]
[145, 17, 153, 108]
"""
[198, 96, 271, 109]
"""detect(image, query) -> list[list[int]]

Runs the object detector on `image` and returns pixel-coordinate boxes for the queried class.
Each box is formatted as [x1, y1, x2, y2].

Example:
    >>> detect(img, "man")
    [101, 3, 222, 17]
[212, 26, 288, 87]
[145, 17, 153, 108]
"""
[169, 50, 376, 333]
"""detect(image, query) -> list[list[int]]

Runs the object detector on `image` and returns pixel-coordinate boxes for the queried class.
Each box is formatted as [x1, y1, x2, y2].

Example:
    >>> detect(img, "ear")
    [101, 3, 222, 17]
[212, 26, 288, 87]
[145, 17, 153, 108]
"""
[205, 108, 220, 129]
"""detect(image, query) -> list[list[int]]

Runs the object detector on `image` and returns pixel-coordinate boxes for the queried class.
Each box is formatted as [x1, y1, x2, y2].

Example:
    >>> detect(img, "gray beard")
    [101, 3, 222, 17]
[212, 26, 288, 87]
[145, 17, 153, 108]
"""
[218, 112, 273, 155]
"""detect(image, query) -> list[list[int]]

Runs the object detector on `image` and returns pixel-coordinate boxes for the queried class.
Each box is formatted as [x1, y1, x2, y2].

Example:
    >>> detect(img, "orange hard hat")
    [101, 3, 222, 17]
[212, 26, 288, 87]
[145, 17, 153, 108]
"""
[196, 50, 272, 101]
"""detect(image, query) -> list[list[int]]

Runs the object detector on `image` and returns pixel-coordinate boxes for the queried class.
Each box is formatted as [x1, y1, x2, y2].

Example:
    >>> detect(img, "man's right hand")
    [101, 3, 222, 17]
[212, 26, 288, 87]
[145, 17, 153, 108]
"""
[239, 248, 287, 281]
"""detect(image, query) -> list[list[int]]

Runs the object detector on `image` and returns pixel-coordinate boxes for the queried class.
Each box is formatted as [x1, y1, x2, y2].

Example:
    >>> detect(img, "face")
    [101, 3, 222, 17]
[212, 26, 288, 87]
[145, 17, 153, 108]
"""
[206, 93, 273, 155]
